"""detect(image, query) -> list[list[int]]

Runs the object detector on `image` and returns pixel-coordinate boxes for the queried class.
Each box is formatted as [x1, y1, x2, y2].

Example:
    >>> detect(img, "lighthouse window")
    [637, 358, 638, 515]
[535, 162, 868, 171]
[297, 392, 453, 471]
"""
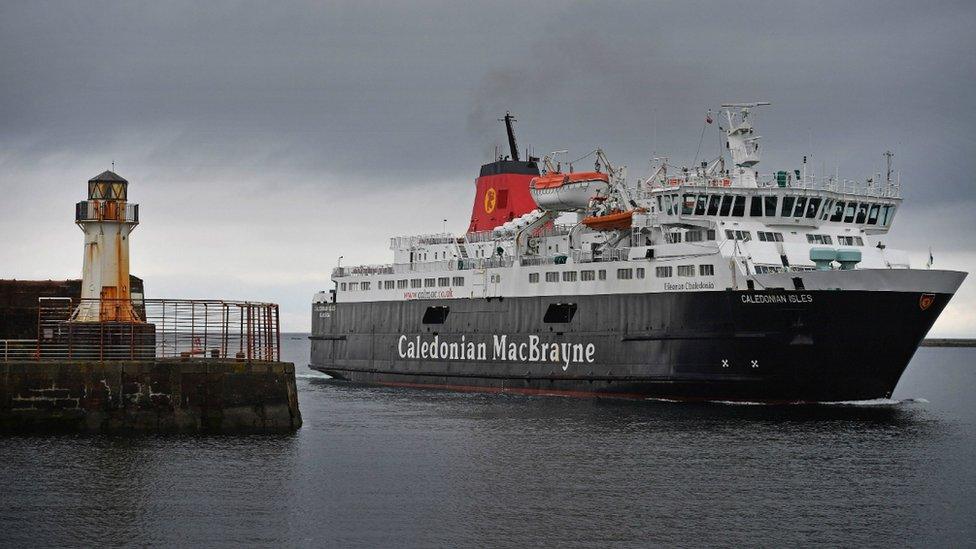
[655, 266, 672, 278]
[581, 270, 595, 281]
[764, 195, 778, 216]
[781, 196, 795, 217]
[750, 196, 763, 217]
[636, 268, 646, 279]
[437, 277, 450, 287]
[411, 279, 422, 289]
[452, 276, 465, 286]
[424, 278, 436, 288]
[695, 195, 708, 215]
[562, 271, 577, 282]
[830, 201, 846, 222]
[707, 195, 721, 215]
[855, 203, 869, 224]
[867, 204, 880, 225]
[718, 195, 733, 216]
[545, 272, 559, 283]
[677, 265, 696, 277]
[682, 194, 696, 215]
[544, 303, 577, 324]
[843, 202, 857, 223]
[529, 273, 539, 283]
[598, 270, 607, 281]
[731, 195, 746, 217]
[792, 197, 807, 217]
[700, 264, 715, 276]
[617, 268, 633, 280]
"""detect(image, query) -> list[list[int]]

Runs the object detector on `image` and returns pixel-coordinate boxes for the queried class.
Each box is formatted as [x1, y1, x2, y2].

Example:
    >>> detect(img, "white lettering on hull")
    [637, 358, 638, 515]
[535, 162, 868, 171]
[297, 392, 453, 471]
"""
[398, 334, 596, 370]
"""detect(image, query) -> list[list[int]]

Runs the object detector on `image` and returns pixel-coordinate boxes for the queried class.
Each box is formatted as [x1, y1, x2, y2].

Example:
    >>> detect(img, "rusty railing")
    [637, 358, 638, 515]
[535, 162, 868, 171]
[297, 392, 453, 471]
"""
[10, 298, 282, 362]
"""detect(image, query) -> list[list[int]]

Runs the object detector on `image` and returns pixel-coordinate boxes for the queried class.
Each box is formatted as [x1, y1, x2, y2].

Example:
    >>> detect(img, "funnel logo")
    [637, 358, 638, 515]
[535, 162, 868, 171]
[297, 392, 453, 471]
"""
[484, 188, 497, 214]
[919, 293, 935, 311]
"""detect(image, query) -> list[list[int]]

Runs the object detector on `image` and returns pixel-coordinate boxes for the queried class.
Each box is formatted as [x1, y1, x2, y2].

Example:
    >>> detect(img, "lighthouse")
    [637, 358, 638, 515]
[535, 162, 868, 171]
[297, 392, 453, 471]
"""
[72, 170, 140, 322]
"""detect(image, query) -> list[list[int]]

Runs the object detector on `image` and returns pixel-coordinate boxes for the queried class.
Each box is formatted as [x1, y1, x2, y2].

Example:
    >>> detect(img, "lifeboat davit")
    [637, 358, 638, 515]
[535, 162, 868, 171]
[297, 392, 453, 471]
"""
[529, 171, 611, 212]
[581, 209, 643, 231]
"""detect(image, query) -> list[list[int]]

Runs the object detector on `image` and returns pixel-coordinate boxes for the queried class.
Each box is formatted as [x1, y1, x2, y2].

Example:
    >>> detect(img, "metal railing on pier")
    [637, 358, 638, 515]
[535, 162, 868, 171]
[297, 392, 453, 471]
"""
[1, 298, 280, 363]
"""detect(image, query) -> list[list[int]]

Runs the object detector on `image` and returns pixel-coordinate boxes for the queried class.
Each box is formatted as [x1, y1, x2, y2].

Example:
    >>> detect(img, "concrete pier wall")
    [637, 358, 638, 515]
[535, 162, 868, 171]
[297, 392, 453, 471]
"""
[0, 359, 302, 432]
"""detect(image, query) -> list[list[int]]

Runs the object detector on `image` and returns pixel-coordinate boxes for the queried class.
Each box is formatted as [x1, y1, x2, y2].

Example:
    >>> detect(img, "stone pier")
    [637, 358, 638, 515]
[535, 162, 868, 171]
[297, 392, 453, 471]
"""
[1, 359, 302, 432]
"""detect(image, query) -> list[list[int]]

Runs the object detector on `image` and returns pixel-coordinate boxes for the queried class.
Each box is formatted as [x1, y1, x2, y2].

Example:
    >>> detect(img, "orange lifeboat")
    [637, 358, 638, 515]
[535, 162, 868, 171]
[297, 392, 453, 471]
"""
[581, 208, 644, 231]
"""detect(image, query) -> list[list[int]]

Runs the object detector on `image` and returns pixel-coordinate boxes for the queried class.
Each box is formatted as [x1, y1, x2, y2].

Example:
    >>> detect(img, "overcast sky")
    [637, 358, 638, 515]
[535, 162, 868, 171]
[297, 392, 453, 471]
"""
[1, 1, 974, 334]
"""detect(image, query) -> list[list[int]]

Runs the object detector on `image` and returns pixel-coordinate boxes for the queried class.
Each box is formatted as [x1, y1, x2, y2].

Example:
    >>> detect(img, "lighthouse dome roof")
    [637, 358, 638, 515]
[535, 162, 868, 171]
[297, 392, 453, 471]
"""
[88, 170, 127, 184]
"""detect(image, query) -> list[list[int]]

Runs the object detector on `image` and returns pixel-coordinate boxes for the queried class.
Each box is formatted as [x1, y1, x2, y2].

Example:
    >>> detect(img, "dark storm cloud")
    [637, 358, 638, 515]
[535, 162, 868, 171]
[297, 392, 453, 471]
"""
[1, 0, 974, 332]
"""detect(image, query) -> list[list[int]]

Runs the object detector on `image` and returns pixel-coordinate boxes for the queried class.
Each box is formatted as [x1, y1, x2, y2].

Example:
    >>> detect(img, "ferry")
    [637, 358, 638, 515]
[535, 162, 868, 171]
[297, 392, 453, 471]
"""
[311, 105, 966, 401]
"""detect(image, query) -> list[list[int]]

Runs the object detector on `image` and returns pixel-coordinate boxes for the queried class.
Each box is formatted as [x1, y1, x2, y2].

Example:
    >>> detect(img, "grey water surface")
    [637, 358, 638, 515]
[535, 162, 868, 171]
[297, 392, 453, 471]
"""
[1, 336, 974, 548]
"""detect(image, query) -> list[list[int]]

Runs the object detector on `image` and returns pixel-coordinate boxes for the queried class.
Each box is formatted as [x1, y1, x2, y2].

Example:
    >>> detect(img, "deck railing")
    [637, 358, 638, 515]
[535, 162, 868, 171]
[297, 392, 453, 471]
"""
[1, 298, 280, 362]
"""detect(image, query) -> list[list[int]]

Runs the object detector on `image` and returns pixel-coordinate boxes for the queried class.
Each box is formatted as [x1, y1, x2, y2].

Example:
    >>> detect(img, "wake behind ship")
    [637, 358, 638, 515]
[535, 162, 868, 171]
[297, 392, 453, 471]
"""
[311, 106, 966, 401]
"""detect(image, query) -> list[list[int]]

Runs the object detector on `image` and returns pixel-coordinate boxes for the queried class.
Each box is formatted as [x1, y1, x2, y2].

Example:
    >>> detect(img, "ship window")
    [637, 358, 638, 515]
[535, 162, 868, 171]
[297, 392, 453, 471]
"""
[384, 280, 395, 290]
[663, 195, 674, 215]
[340, 283, 347, 291]
[843, 202, 857, 223]
[707, 195, 721, 215]
[617, 268, 633, 280]
[750, 196, 763, 217]
[636, 267, 645, 279]
[422, 306, 450, 324]
[793, 197, 807, 217]
[581, 270, 595, 281]
[411, 279, 422, 288]
[856, 236, 864, 246]
[655, 266, 672, 278]
[495, 189, 509, 209]
[349, 282, 359, 291]
[806, 234, 832, 245]
[700, 264, 715, 276]
[867, 204, 880, 225]
[719, 195, 733, 216]
[725, 229, 734, 240]
[529, 273, 539, 283]
[544, 303, 577, 324]
[677, 265, 695, 277]
[545, 272, 559, 283]
[452, 276, 464, 286]
[831, 201, 845, 222]
[855, 203, 868, 224]
[438, 277, 450, 287]
[781, 196, 795, 217]
[397, 280, 408, 289]
[657, 196, 664, 213]
[682, 194, 696, 215]
[881, 205, 893, 226]
[424, 278, 436, 288]
[731, 195, 745, 217]
[820, 199, 833, 220]
[598, 270, 607, 280]
[686, 231, 703, 242]
[706, 230, 716, 240]
[695, 195, 708, 215]
[806, 197, 821, 218]
[562, 271, 577, 282]
[764, 195, 778, 216]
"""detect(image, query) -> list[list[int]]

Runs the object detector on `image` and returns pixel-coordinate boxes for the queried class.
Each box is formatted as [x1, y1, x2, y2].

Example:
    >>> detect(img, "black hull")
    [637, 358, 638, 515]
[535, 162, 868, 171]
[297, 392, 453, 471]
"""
[311, 289, 954, 402]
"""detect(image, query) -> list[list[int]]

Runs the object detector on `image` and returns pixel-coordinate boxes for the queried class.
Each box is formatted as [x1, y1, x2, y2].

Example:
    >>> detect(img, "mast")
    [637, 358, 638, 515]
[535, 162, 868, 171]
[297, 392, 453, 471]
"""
[500, 111, 520, 162]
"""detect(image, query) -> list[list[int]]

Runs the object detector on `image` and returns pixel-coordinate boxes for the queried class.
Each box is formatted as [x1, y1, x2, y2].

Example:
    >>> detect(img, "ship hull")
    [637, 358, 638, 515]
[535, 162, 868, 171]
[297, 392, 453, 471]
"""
[311, 286, 958, 402]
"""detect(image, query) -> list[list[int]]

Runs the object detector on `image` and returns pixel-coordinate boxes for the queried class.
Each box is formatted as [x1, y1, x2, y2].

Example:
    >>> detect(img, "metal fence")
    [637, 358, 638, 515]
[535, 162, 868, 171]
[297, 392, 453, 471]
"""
[1, 298, 280, 362]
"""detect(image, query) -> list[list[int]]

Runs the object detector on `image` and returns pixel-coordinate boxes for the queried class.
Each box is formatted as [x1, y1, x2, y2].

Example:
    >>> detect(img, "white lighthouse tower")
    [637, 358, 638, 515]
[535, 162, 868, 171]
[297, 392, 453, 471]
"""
[72, 170, 140, 322]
